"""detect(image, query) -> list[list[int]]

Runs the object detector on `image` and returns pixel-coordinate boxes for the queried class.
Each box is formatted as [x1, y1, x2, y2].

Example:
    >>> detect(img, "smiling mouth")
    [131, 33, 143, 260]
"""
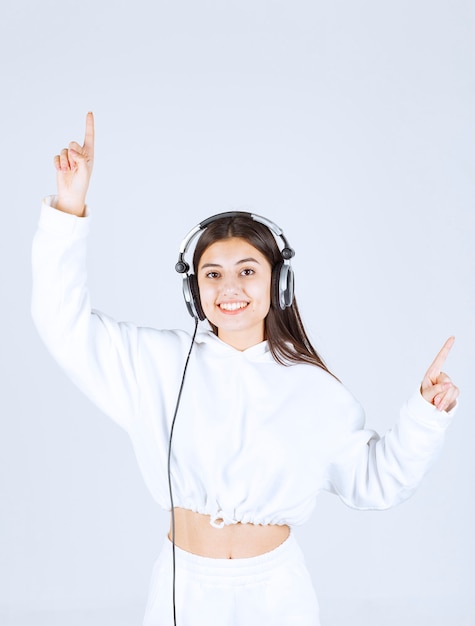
[218, 302, 249, 311]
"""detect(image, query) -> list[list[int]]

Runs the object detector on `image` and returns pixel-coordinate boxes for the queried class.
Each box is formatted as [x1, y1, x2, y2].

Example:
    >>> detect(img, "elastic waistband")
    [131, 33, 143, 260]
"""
[165, 531, 303, 581]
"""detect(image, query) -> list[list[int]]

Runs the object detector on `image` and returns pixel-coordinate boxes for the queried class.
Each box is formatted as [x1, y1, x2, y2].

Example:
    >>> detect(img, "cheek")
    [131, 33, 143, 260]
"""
[259, 277, 272, 307]
[197, 282, 216, 315]
[197, 282, 210, 305]
[248, 282, 271, 316]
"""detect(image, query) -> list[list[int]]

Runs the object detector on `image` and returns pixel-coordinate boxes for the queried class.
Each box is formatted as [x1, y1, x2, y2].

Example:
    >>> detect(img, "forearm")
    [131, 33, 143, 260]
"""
[324, 390, 456, 510]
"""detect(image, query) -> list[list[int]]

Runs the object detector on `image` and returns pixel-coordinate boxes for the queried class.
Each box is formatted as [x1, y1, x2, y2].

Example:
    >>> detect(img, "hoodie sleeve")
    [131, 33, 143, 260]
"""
[31, 197, 143, 431]
[322, 387, 456, 510]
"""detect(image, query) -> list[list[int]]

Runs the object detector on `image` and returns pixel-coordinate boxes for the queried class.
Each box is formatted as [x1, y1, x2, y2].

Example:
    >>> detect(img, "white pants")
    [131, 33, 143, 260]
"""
[143, 531, 320, 626]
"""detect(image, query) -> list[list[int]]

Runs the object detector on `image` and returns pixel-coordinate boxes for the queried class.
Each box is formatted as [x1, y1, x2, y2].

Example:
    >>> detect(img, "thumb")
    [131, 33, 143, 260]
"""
[68, 141, 91, 172]
[421, 381, 452, 405]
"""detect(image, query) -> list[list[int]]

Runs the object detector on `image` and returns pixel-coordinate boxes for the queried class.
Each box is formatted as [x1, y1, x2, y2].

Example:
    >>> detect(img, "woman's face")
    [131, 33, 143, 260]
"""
[197, 237, 272, 351]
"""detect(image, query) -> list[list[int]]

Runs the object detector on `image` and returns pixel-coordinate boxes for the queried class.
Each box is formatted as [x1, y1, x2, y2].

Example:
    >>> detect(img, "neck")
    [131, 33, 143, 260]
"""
[217, 328, 265, 352]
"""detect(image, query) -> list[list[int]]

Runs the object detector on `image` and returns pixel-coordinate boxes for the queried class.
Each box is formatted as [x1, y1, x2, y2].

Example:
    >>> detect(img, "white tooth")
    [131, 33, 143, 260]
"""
[220, 302, 247, 311]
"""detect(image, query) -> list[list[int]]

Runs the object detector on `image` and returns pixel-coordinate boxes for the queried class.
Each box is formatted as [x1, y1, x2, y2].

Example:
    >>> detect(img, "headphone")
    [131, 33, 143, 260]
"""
[175, 211, 295, 320]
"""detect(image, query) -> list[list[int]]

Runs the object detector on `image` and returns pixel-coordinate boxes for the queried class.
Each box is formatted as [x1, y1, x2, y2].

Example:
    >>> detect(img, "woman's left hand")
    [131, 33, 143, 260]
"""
[421, 337, 459, 412]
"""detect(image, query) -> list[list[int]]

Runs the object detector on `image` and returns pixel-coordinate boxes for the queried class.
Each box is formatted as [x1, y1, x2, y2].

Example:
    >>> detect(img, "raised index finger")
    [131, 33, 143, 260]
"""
[83, 111, 95, 155]
[426, 336, 455, 380]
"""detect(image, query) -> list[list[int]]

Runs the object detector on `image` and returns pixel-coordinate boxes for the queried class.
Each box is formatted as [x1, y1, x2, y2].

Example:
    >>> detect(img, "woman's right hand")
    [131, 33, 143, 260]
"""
[53, 112, 95, 216]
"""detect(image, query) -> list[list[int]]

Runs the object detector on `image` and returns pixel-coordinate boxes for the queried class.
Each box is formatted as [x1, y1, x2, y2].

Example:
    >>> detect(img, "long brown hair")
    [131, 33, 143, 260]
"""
[192, 215, 335, 377]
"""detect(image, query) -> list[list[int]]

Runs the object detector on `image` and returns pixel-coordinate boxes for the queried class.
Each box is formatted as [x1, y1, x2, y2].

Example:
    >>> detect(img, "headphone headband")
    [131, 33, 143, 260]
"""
[175, 211, 294, 274]
[176, 211, 295, 319]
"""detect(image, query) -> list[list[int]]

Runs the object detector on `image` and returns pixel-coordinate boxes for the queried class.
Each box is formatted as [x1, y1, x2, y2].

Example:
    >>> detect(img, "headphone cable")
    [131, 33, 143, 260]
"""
[167, 317, 199, 626]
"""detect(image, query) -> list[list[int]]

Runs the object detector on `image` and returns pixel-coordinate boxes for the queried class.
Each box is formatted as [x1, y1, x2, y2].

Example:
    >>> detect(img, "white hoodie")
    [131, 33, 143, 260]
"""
[31, 198, 456, 528]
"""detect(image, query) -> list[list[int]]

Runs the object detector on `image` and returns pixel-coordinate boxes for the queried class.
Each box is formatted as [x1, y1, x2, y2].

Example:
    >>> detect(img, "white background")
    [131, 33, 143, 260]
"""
[1, 0, 474, 624]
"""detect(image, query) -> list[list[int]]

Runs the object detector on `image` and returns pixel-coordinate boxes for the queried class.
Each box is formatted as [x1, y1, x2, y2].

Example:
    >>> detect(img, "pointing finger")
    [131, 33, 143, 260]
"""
[83, 111, 94, 156]
[424, 336, 455, 384]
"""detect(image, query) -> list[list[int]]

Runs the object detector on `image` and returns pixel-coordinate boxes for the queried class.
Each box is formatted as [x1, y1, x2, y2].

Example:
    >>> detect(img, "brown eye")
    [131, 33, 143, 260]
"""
[241, 268, 255, 276]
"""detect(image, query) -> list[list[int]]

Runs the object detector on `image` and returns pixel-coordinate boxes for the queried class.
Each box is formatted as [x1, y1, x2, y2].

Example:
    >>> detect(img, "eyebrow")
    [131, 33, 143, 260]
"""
[200, 257, 261, 270]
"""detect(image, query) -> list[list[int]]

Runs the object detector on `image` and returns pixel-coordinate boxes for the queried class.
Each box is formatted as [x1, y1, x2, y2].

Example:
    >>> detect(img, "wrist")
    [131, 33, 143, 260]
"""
[56, 194, 86, 217]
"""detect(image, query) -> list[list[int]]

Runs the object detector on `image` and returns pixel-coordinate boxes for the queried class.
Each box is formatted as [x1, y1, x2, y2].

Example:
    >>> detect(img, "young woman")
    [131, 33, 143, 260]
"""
[32, 113, 459, 626]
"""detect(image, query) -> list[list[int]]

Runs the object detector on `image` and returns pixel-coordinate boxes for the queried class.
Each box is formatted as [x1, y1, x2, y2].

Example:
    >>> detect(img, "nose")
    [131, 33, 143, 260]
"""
[220, 276, 240, 296]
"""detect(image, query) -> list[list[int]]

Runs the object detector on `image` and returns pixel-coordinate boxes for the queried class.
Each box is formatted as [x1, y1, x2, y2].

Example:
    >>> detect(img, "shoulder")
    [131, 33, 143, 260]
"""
[136, 325, 217, 361]
[136, 325, 202, 351]
[289, 361, 366, 430]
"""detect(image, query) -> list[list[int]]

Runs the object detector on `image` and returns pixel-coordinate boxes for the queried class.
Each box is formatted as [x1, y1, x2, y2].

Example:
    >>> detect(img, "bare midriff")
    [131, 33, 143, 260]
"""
[168, 508, 290, 559]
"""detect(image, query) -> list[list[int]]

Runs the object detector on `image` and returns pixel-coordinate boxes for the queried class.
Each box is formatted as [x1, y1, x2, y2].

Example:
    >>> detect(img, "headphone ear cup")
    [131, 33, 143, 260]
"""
[272, 261, 294, 310]
[183, 274, 206, 321]
[282, 263, 294, 308]
[189, 274, 206, 321]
